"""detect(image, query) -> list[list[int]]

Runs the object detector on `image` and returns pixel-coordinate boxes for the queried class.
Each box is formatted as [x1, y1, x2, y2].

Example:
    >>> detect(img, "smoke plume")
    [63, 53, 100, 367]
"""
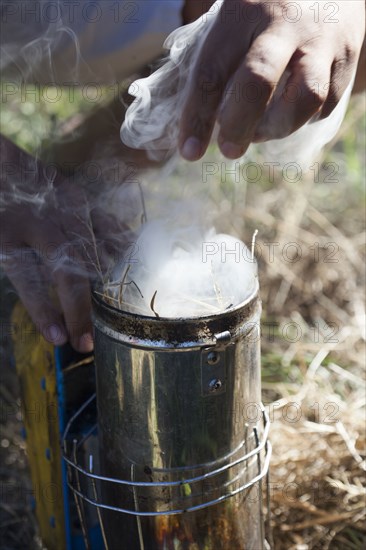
[115, 0, 355, 317]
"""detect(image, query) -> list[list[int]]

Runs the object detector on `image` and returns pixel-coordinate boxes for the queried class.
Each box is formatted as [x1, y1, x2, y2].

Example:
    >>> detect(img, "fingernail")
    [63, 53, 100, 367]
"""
[181, 137, 202, 161]
[220, 142, 245, 159]
[47, 324, 68, 346]
[78, 332, 94, 353]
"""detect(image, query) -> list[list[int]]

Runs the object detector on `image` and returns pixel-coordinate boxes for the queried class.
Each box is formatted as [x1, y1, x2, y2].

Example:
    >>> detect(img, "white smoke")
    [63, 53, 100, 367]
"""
[107, 222, 258, 318]
[120, 0, 221, 161]
[98, 155, 258, 319]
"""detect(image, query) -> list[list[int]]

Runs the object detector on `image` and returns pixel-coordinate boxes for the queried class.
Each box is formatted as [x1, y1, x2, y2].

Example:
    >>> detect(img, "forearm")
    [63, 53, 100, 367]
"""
[41, 66, 164, 173]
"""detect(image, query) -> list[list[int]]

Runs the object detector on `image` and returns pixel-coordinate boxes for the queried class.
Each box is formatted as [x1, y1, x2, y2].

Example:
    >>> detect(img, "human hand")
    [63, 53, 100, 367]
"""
[179, 0, 365, 160]
[1, 136, 124, 353]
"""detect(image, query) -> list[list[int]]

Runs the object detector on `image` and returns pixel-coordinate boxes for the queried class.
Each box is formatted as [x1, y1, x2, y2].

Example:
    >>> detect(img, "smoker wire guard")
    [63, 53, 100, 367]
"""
[61, 286, 272, 546]
[62, 395, 271, 516]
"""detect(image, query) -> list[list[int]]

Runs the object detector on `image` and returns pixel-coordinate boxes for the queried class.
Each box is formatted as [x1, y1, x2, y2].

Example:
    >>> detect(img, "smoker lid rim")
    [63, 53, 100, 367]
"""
[91, 280, 260, 345]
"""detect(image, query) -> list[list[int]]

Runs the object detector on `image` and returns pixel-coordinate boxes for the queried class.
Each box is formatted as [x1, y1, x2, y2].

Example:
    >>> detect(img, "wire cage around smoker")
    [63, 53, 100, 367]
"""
[63, 287, 271, 549]
[12, 286, 271, 549]
[62, 393, 272, 549]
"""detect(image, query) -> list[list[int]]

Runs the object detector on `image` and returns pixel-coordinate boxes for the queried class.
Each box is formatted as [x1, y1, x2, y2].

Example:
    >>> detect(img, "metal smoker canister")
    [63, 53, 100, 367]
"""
[92, 284, 270, 550]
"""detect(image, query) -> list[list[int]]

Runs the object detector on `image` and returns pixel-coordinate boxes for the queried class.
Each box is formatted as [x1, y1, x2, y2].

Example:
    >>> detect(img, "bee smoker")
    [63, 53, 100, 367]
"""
[63, 281, 271, 549]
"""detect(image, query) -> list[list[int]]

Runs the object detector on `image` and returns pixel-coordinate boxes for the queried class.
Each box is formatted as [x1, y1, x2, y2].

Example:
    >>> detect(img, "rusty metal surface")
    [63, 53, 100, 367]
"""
[92, 280, 260, 348]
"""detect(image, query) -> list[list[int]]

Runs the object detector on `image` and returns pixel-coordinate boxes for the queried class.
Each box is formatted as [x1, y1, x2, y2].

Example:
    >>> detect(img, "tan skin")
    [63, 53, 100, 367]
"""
[1, 0, 365, 352]
[179, 0, 365, 160]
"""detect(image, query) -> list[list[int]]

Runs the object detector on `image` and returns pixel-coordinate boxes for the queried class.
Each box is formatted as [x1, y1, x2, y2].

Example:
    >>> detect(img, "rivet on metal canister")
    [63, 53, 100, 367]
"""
[207, 351, 220, 365]
[209, 378, 222, 392]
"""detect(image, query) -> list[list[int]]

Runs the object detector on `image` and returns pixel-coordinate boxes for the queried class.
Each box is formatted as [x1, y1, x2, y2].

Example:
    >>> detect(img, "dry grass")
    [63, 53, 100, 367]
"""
[244, 95, 366, 549]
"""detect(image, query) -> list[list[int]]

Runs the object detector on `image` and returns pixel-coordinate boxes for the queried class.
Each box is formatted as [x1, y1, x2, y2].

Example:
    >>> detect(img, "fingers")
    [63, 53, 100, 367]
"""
[178, 0, 364, 159]
[3, 250, 68, 347]
[2, 151, 95, 353]
[52, 266, 93, 353]
[320, 53, 359, 118]
[179, 24, 296, 160]
[19, 206, 93, 353]
[179, 59, 233, 161]
[254, 53, 333, 141]
[29, 218, 94, 354]
[253, 42, 361, 139]
[5, 245, 92, 353]
[217, 34, 294, 157]
[179, 10, 254, 161]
